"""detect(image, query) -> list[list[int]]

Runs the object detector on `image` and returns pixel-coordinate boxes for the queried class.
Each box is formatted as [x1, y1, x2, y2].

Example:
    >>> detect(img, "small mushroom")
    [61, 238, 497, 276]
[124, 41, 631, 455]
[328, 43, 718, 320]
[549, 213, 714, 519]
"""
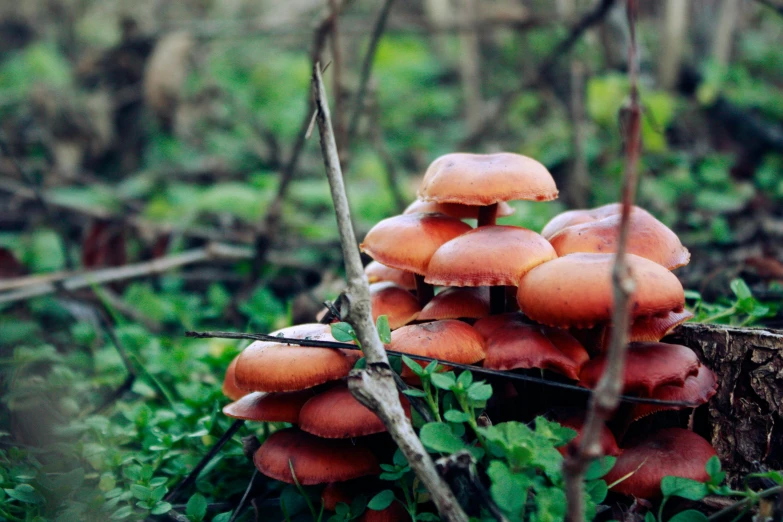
[404, 199, 515, 220]
[417, 287, 490, 321]
[370, 282, 421, 330]
[365, 261, 416, 291]
[222, 355, 247, 401]
[630, 365, 718, 420]
[223, 389, 318, 423]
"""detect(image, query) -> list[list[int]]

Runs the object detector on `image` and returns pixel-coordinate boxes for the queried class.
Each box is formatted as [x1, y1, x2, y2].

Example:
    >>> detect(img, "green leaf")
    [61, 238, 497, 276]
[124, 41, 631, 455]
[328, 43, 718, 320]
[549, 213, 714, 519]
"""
[186, 493, 208, 522]
[367, 490, 395, 511]
[467, 383, 492, 402]
[486, 461, 529, 517]
[419, 423, 467, 454]
[376, 315, 392, 344]
[424, 360, 440, 375]
[402, 355, 425, 376]
[417, 513, 440, 521]
[661, 476, 709, 501]
[456, 371, 473, 389]
[586, 479, 608, 504]
[388, 355, 402, 375]
[443, 410, 471, 423]
[403, 388, 426, 398]
[585, 456, 617, 481]
[331, 322, 357, 343]
[130, 484, 151, 501]
[534, 417, 578, 447]
[151, 502, 172, 515]
[730, 279, 753, 302]
[4, 484, 42, 504]
[430, 372, 456, 391]
[667, 510, 709, 522]
[533, 486, 566, 522]
[110, 506, 134, 520]
[645, 511, 657, 522]
[705, 456, 721, 479]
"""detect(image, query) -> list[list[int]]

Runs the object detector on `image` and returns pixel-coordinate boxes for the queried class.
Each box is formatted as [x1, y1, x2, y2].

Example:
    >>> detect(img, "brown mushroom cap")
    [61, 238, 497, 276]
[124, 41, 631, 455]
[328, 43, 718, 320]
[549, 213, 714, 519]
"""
[365, 261, 416, 291]
[404, 199, 515, 219]
[425, 226, 557, 287]
[370, 282, 421, 330]
[541, 327, 590, 369]
[418, 152, 558, 205]
[234, 324, 359, 393]
[629, 309, 694, 342]
[517, 253, 685, 329]
[547, 208, 690, 269]
[299, 384, 411, 438]
[389, 320, 486, 377]
[358, 502, 410, 522]
[540, 203, 622, 239]
[321, 482, 356, 512]
[483, 323, 584, 380]
[580, 342, 701, 395]
[556, 416, 622, 457]
[630, 365, 718, 420]
[361, 213, 472, 275]
[417, 287, 490, 321]
[223, 389, 318, 423]
[472, 313, 527, 339]
[254, 428, 380, 485]
[223, 355, 247, 401]
[603, 428, 716, 499]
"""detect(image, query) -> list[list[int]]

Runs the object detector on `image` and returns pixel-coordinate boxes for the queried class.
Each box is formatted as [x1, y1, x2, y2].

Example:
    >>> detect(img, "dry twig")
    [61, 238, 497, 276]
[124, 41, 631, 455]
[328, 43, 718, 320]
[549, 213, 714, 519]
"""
[311, 63, 468, 522]
[562, 1, 641, 521]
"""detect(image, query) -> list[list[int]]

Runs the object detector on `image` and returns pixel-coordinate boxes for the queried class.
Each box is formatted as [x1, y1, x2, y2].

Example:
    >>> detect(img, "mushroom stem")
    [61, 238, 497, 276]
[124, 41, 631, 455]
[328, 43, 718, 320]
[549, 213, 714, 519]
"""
[489, 286, 506, 314]
[415, 274, 435, 307]
[477, 203, 498, 227]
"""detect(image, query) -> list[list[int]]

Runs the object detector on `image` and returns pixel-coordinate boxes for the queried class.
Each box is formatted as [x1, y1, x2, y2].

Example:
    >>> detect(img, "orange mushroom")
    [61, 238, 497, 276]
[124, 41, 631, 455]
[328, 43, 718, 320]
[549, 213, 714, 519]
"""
[630, 365, 718, 420]
[222, 355, 247, 401]
[417, 287, 490, 321]
[404, 199, 515, 220]
[370, 282, 421, 330]
[223, 389, 318, 423]
[365, 261, 416, 291]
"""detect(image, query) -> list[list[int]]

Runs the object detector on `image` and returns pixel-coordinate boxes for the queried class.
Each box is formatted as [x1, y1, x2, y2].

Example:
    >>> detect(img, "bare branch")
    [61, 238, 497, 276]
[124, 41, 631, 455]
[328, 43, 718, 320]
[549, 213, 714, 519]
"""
[311, 63, 468, 522]
[563, 1, 641, 521]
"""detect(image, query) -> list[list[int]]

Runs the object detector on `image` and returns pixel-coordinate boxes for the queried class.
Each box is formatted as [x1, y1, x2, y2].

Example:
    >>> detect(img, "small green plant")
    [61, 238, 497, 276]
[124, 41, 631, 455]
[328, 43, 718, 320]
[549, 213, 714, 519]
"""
[687, 279, 776, 326]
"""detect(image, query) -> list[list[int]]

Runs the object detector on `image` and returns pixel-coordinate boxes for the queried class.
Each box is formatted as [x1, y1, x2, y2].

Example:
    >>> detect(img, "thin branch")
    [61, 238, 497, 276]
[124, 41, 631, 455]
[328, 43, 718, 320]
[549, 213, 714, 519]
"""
[183, 330, 696, 407]
[707, 485, 783, 521]
[165, 419, 245, 502]
[0, 243, 254, 305]
[311, 63, 468, 522]
[347, 0, 396, 143]
[227, 469, 259, 522]
[563, 1, 641, 521]
[460, 0, 616, 149]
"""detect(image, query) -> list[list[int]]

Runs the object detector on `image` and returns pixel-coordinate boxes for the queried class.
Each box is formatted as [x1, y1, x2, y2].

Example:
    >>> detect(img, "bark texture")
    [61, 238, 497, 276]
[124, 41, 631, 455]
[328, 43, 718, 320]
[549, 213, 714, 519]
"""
[667, 323, 783, 482]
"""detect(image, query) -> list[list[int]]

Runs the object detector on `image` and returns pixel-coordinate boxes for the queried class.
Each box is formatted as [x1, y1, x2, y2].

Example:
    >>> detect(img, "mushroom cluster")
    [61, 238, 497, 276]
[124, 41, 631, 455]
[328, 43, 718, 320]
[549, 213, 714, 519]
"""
[221, 151, 719, 512]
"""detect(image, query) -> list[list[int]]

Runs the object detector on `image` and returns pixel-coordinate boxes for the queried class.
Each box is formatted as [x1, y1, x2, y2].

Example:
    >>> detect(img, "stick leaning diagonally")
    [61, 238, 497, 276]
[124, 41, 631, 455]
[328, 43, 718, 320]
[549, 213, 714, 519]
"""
[311, 63, 468, 522]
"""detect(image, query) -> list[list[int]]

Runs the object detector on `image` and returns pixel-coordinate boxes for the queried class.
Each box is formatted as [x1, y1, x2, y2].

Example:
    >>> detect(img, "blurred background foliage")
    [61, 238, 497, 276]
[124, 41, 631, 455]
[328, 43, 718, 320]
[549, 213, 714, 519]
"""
[0, 0, 781, 520]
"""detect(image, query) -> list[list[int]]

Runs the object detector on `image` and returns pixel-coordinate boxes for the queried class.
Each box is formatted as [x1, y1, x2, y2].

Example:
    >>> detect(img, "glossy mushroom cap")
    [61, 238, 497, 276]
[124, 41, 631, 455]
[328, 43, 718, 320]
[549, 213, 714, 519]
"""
[223, 389, 318, 423]
[365, 261, 416, 290]
[540, 203, 623, 239]
[389, 320, 486, 377]
[517, 253, 685, 329]
[361, 213, 471, 275]
[299, 384, 411, 438]
[484, 323, 588, 380]
[580, 342, 701, 395]
[547, 207, 690, 269]
[404, 199, 515, 219]
[234, 324, 359, 393]
[417, 287, 490, 321]
[425, 226, 556, 287]
[418, 153, 558, 205]
[222, 355, 247, 401]
[629, 309, 694, 342]
[254, 428, 380, 485]
[604, 428, 716, 499]
[556, 416, 622, 457]
[370, 282, 421, 330]
[472, 313, 527, 339]
[631, 365, 718, 420]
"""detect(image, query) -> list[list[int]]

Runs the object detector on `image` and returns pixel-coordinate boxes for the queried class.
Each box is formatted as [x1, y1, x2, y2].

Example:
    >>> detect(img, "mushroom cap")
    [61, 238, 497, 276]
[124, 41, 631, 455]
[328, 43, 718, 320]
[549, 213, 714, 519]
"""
[541, 327, 590, 369]
[580, 342, 701, 395]
[222, 355, 247, 401]
[389, 320, 486, 377]
[418, 152, 558, 205]
[358, 502, 410, 522]
[425, 226, 557, 287]
[370, 282, 421, 330]
[604, 428, 716, 499]
[629, 309, 694, 342]
[299, 384, 411, 438]
[404, 199, 516, 219]
[365, 261, 416, 291]
[556, 416, 622, 457]
[223, 389, 318, 423]
[254, 428, 380, 485]
[234, 324, 359, 393]
[517, 253, 685, 328]
[630, 365, 718, 420]
[417, 287, 490, 321]
[547, 208, 690, 269]
[361, 213, 472, 275]
[321, 482, 356, 512]
[483, 323, 585, 380]
[472, 313, 527, 339]
[540, 203, 622, 239]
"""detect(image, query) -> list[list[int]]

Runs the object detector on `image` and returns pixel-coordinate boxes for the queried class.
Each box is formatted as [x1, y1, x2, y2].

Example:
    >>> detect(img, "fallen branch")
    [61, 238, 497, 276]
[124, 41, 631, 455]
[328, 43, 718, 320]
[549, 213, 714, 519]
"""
[0, 243, 254, 305]
[311, 63, 468, 522]
[563, 1, 640, 521]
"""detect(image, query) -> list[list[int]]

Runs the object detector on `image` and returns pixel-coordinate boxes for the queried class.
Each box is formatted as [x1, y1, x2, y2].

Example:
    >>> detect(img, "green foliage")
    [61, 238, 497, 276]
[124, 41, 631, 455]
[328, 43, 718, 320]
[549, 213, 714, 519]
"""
[688, 279, 777, 326]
